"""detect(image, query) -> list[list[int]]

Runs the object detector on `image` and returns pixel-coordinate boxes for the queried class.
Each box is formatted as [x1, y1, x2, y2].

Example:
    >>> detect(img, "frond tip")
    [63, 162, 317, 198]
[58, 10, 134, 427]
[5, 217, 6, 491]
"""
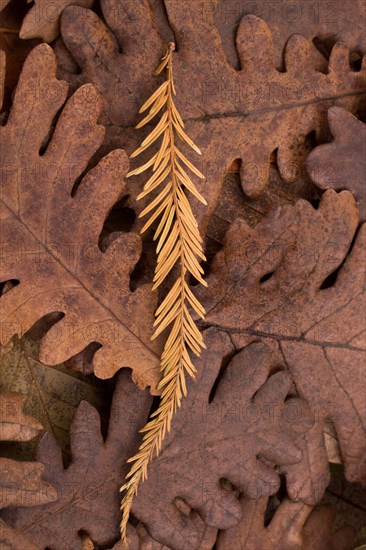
[120, 43, 207, 544]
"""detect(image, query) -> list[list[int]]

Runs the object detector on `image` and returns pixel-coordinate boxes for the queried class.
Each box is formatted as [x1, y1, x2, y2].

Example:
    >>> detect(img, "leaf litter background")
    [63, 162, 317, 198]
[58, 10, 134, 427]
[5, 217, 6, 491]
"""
[0, 0, 365, 549]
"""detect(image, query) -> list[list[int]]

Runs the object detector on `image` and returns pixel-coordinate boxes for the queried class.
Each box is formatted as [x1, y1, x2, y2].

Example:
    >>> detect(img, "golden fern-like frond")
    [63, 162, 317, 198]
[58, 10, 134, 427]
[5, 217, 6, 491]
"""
[119, 42, 207, 544]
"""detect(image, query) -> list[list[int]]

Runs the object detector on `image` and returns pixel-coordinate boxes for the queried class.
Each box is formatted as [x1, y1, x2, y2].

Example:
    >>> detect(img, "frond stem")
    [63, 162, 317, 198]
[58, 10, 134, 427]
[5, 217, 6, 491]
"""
[120, 44, 205, 545]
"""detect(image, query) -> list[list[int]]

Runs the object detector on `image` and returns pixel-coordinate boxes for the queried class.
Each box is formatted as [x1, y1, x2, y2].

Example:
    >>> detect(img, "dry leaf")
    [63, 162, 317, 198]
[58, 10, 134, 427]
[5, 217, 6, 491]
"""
[216, 496, 356, 550]
[0, 392, 57, 550]
[8, 370, 152, 549]
[19, 0, 94, 42]
[0, 334, 106, 460]
[306, 107, 366, 221]
[58, 3, 366, 232]
[113, 520, 216, 550]
[0, 3, 364, 548]
[131, 329, 313, 549]
[205, 167, 319, 256]
[0, 391, 42, 442]
[213, 0, 366, 71]
[0, 43, 161, 391]
[198, 190, 365, 500]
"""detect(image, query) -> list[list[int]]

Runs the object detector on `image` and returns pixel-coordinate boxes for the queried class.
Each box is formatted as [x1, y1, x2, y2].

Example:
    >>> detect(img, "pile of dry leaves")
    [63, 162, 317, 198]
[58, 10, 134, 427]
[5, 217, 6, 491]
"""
[0, 1, 365, 549]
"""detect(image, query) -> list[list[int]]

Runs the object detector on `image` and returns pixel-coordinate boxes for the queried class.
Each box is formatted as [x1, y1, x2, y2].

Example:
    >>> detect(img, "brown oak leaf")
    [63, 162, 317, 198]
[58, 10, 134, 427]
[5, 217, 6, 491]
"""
[0, 44, 161, 390]
[306, 107, 366, 221]
[19, 0, 94, 42]
[216, 495, 355, 550]
[198, 190, 365, 499]
[58, 2, 366, 233]
[7, 370, 152, 550]
[213, 0, 366, 71]
[112, 519, 216, 550]
[0, 392, 57, 550]
[131, 329, 313, 550]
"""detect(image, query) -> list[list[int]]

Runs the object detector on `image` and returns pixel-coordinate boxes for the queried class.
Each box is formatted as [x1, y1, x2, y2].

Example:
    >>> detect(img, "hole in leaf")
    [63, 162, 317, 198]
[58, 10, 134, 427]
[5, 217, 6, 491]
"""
[310, 197, 320, 209]
[128, 512, 139, 527]
[264, 493, 281, 526]
[320, 228, 358, 289]
[0, 279, 19, 296]
[320, 268, 340, 289]
[304, 129, 317, 149]
[260, 271, 274, 284]
[0, 110, 10, 126]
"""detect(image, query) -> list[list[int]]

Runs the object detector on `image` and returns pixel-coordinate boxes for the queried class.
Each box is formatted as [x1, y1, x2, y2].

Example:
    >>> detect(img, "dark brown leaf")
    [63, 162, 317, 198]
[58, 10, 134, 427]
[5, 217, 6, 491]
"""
[198, 190, 365, 500]
[216, 496, 355, 550]
[131, 329, 313, 549]
[111, 520, 216, 550]
[213, 0, 366, 71]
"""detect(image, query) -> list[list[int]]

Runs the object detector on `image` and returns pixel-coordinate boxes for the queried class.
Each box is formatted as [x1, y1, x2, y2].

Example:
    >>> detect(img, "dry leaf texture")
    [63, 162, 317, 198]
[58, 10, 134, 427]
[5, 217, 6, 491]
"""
[0, 392, 57, 550]
[212, 0, 366, 71]
[0, 335, 106, 460]
[216, 496, 355, 550]
[197, 190, 365, 499]
[58, 2, 366, 232]
[307, 107, 366, 221]
[131, 329, 313, 549]
[0, 44, 161, 390]
[19, 0, 94, 42]
[8, 370, 152, 550]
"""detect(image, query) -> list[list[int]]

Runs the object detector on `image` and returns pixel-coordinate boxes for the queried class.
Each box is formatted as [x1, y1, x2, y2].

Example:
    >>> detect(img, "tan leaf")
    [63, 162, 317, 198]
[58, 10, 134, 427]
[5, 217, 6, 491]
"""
[0, 44, 161, 390]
